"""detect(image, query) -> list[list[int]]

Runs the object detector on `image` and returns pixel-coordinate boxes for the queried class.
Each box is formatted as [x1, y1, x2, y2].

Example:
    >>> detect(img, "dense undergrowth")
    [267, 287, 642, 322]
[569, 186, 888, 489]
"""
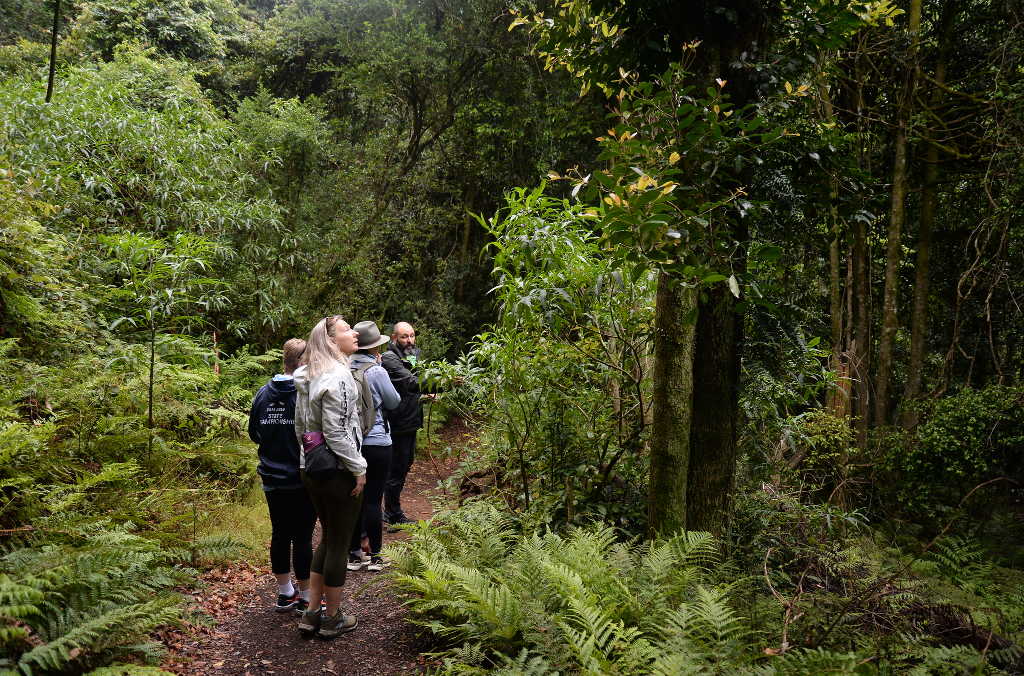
[390, 498, 1024, 674]
[389, 192, 1024, 674]
[0, 335, 268, 673]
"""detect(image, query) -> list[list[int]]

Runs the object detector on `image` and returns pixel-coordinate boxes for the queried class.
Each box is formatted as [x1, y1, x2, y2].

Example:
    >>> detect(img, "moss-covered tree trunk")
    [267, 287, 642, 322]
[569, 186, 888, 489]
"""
[647, 272, 696, 537]
[686, 276, 742, 533]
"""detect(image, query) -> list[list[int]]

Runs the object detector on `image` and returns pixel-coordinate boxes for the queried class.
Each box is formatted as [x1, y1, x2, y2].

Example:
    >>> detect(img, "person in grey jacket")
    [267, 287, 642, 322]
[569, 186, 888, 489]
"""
[346, 321, 401, 572]
[293, 315, 366, 640]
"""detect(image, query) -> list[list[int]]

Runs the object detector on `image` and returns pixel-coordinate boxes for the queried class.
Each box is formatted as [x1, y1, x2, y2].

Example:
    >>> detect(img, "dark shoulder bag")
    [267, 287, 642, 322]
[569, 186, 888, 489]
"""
[301, 431, 340, 478]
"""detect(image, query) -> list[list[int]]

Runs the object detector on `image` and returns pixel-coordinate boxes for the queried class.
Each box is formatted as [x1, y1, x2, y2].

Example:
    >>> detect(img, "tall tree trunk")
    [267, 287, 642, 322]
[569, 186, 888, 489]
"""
[852, 212, 871, 447]
[874, 125, 908, 425]
[686, 283, 741, 533]
[46, 0, 61, 103]
[874, 0, 922, 425]
[647, 272, 696, 537]
[903, 2, 953, 427]
[848, 42, 873, 449]
[817, 65, 848, 418]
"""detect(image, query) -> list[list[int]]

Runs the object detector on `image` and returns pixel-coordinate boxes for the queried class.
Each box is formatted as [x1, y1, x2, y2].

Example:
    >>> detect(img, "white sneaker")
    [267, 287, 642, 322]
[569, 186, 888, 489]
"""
[366, 555, 389, 572]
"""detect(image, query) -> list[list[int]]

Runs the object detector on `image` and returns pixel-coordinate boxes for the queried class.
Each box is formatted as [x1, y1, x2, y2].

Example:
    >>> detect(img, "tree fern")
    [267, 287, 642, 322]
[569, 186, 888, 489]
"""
[925, 536, 994, 595]
[559, 596, 657, 675]
[17, 598, 180, 674]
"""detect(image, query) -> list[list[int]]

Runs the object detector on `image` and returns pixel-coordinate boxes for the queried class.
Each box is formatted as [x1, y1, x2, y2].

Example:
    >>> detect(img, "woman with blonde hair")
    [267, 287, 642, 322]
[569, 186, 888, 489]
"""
[293, 315, 366, 639]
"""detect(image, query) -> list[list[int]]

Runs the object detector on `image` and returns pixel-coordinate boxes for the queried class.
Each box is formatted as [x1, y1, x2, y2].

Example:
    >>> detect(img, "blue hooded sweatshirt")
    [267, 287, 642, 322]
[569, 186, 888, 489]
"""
[248, 375, 302, 490]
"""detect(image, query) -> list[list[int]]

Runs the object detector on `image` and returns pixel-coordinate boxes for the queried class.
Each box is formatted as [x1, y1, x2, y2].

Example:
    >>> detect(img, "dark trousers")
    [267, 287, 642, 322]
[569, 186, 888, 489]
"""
[384, 432, 416, 521]
[302, 469, 362, 587]
[349, 444, 392, 555]
[265, 486, 317, 579]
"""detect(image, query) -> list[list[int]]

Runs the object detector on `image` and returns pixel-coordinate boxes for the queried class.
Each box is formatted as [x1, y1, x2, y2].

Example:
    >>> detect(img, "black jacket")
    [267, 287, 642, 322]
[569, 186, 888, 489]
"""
[248, 377, 302, 489]
[381, 344, 423, 434]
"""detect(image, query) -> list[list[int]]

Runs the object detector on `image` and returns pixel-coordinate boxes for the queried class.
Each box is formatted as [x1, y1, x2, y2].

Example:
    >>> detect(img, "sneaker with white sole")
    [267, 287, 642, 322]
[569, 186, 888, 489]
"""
[274, 592, 299, 612]
[366, 555, 388, 572]
[347, 551, 369, 571]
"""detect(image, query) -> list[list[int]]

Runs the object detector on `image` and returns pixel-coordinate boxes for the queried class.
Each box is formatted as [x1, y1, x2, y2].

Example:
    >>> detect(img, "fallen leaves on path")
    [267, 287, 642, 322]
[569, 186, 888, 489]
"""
[161, 440, 464, 676]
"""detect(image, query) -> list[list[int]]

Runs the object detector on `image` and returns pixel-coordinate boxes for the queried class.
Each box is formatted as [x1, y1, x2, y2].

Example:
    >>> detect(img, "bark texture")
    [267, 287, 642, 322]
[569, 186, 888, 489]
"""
[686, 284, 741, 534]
[874, 0, 922, 425]
[647, 273, 696, 538]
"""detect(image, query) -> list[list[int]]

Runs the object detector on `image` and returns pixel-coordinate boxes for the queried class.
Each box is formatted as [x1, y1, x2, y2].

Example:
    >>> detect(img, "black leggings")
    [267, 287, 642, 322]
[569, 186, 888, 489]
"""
[302, 469, 362, 587]
[264, 486, 317, 579]
[350, 444, 392, 555]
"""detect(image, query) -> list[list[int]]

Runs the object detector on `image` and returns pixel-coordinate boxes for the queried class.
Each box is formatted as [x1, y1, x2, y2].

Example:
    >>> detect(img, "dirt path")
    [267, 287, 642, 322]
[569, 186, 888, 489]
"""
[164, 430, 468, 676]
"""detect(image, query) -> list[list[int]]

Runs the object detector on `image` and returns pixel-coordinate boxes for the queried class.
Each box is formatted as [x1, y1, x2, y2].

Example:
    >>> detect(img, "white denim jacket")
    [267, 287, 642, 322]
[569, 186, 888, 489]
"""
[293, 362, 367, 476]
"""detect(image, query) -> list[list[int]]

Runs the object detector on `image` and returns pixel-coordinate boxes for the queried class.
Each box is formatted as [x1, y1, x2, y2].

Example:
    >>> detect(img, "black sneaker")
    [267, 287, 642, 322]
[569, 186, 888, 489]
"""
[367, 555, 389, 572]
[275, 592, 299, 613]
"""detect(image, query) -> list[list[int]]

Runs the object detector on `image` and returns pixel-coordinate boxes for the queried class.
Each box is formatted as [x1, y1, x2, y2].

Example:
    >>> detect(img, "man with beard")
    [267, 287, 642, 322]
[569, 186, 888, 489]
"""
[379, 322, 427, 529]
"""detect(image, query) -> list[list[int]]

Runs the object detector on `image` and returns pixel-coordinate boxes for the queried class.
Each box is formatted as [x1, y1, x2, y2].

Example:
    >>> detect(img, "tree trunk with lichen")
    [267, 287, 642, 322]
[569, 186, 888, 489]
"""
[647, 272, 696, 538]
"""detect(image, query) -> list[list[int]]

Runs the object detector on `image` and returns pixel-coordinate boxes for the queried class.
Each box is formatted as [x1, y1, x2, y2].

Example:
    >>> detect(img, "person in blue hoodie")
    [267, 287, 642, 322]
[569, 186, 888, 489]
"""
[248, 338, 316, 614]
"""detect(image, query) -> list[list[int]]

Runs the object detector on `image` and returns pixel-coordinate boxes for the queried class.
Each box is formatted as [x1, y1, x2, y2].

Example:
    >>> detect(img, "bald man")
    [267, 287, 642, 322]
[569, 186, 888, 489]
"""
[379, 322, 424, 527]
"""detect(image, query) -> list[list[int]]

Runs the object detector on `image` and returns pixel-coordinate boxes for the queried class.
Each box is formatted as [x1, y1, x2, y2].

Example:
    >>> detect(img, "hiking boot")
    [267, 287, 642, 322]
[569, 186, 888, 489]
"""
[316, 609, 357, 639]
[366, 555, 388, 572]
[296, 599, 325, 617]
[274, 592, 299, 613]
[347, 551, 369, 571]
[298, 608, 321, 636]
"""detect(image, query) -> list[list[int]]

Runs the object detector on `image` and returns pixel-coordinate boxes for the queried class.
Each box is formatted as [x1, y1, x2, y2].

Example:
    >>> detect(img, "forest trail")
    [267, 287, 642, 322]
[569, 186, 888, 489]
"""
[163, 423, 471, 676]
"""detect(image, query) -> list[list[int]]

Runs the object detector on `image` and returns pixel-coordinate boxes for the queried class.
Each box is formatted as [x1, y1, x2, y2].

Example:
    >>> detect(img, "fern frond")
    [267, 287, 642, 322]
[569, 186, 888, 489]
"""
[17, 597, 181, 674]
[757, 647, 863, 674]
[904, 644, 987, 675]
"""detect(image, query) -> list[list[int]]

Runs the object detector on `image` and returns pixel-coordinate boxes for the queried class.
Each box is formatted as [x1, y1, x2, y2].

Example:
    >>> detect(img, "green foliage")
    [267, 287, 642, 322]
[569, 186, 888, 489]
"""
[391, 502, 765, 673]
[391, 501, 1017, 674]
[67, 0, 253, 63]
[881, 385, 1024, 519]
[446, 188, 653, 527]
[0, 177, 84, 352]
[0, 528, 189, 674]
[0, 46, 286, 339]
